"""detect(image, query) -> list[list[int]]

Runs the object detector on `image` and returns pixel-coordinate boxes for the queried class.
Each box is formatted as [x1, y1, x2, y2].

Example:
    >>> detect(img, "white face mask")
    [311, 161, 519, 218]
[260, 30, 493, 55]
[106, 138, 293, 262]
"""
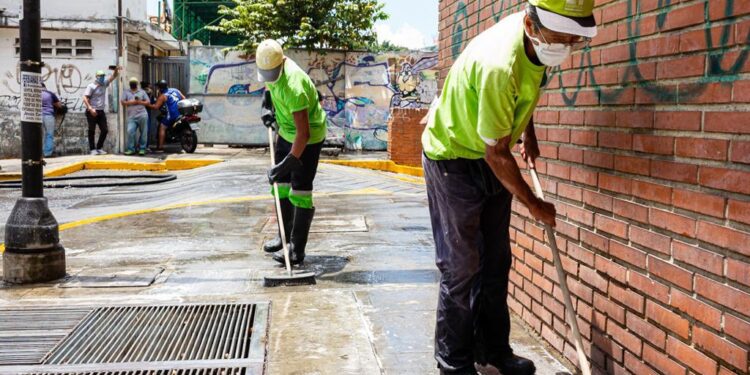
[526, 28, 572, 67]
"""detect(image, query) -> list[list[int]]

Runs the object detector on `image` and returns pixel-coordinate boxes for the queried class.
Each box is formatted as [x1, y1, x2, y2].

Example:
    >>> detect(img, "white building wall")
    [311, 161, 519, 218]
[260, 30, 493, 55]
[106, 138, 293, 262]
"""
[0, 0, 179, 157]
[0, 0, 147, 22]
[0, 29, 116, 112]
[124, 37, 150, 83]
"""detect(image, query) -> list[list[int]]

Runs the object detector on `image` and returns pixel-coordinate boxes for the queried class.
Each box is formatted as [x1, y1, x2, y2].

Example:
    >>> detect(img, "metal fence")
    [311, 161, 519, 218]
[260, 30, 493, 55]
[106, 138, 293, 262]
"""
[142, 56, 189, 94]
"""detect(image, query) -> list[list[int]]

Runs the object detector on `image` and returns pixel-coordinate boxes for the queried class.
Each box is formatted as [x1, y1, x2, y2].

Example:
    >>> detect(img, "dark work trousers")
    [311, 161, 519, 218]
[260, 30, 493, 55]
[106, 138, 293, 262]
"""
[423, 154, 514, 372]
[274, 136, 324, 200]
[85, 110, 108, 150]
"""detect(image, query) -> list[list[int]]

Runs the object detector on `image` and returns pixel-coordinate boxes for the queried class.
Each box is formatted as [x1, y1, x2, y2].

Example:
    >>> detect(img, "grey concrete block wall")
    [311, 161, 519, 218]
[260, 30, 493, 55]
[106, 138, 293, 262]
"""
[0, 111, 118, 158]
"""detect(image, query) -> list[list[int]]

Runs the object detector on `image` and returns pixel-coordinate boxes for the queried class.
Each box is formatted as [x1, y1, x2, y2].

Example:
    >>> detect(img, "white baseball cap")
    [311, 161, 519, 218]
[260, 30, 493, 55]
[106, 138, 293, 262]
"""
[256, 39, 285, 83]
[529, 0, 598, 38]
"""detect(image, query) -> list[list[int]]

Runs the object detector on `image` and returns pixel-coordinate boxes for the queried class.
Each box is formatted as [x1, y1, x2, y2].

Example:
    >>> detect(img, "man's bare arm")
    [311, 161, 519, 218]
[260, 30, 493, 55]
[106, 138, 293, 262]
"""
[484, 135, 556, 226]
[290, 109, 311, 158]
[146, 95, 166, 110]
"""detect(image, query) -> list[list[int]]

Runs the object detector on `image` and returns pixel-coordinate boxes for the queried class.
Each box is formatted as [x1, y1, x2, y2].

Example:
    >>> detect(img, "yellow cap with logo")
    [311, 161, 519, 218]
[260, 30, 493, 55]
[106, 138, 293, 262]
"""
[528, 0, 597, 37]
[256, 39, 285, 83]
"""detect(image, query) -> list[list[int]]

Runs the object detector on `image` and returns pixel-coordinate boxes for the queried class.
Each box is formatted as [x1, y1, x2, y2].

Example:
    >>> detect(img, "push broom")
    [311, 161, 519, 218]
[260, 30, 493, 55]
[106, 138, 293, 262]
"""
[262, 92, 316, 287]
[529, 166, 591, 375]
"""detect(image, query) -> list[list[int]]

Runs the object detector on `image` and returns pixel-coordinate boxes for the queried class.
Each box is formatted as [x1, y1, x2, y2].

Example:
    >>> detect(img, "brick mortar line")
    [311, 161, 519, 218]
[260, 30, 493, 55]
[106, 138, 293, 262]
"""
[522, 167, 750, 242]
[521, 151, 750, 198]
[535, 124, 750, 142]
[540, 73, 750, 89]
[534, 106, 750, 114]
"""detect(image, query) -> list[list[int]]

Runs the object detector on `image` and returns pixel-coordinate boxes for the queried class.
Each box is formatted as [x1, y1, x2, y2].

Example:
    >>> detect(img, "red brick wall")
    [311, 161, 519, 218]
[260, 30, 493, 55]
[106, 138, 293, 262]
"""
[439, 0, 750, 374]
[388, 108, 429, 167]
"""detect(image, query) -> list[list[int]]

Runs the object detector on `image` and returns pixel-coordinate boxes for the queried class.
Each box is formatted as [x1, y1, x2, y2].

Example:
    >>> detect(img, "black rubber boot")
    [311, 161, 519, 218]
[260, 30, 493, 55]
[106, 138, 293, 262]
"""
[274, 206, 315, 266]
[439, 367, 477, 375]
[263, 198, 293, 253]
[484, 354, 536, 375]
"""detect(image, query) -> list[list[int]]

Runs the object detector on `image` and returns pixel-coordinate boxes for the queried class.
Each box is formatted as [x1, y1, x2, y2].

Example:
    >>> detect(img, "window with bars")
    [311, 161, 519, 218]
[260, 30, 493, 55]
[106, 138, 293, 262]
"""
[15, 38, 93, 58]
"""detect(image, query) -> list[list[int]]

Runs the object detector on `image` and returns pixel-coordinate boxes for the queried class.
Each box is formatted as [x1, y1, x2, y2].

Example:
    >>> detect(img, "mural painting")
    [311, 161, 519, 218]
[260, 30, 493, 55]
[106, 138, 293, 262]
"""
[449, 0, 748, 105]
[188, 47, 438, 150]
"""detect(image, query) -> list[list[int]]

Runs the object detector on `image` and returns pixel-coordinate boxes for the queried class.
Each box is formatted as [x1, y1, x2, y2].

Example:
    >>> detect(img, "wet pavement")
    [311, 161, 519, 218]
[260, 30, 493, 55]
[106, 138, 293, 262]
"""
[0, 147, 572, 374]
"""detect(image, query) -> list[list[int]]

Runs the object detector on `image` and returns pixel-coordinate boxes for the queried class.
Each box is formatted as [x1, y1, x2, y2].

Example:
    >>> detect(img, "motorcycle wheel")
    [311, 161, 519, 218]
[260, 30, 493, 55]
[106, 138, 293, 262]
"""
[181, 128, 198, 153]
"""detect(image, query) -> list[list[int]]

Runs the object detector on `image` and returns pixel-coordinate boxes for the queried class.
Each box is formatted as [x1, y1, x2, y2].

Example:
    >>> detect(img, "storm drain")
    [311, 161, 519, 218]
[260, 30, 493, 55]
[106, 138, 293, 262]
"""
[31, 368, 246, 375]
[0, 308, 90, 365]
[0, 303, 268, 375]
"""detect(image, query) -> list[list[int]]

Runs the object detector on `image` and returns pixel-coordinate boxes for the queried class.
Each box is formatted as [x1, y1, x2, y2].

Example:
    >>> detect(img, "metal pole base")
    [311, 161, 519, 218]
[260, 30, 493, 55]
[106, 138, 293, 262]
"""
[3, 197, 66, 284]
[3, 245, 65, 284]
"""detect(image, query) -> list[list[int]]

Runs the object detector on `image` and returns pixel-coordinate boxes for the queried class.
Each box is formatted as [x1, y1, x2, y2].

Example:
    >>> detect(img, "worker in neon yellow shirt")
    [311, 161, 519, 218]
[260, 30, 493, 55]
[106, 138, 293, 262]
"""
[257, 39, 327, 266]
[422, 1, 597, 373]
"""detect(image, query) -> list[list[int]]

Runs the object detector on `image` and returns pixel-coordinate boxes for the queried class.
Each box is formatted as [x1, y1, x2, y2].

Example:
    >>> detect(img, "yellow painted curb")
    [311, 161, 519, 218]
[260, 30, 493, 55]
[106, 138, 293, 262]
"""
[0, 159, 223, 181]
[321, 159, 424, 177]
[46, 162, 86, 177]
[0, 187, 389, 253]
[165, 159, 223, 170]
[82, 160, 167, 172]
[80, 159, 223, 172]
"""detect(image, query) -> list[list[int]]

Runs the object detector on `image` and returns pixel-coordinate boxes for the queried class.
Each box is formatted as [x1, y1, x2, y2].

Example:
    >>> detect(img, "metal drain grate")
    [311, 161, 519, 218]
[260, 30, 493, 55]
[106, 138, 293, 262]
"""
[30, 367, 246, 375]
[0, 308, 91, 365]
[45, 304, 256, 364]
[0, 303, 268, 375]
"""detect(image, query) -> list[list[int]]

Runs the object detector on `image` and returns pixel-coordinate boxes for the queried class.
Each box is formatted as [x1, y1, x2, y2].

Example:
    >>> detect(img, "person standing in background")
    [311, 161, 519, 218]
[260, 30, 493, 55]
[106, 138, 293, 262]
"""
[147, 80, 185, 153]
[141, 81, 156, 148]
[41, 83, 63, 158]
[121, 78, 150, 155]
[82, 67, 120, 155]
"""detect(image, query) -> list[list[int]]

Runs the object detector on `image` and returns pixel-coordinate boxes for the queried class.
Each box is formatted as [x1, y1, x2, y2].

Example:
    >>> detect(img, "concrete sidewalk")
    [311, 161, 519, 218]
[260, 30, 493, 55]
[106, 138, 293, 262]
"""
[0, 149, 572, 374]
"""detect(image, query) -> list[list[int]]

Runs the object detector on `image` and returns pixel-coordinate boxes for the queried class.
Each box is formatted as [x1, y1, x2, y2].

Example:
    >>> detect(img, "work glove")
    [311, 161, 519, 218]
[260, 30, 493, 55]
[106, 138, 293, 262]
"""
[268, 154, 303, 185]
[261, 90, 278, 131]
[261, 107, 277, 131]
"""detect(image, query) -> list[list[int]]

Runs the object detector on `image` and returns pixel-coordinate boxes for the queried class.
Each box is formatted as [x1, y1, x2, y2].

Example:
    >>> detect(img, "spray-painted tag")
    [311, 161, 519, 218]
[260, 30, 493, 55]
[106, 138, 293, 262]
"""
[20, 71, 42, 123]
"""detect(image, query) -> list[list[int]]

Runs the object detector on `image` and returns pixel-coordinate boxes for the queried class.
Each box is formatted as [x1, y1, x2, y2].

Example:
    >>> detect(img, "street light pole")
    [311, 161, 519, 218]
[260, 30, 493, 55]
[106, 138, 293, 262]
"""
[116, 0, 125, 153]
[3, 0, 65, 284]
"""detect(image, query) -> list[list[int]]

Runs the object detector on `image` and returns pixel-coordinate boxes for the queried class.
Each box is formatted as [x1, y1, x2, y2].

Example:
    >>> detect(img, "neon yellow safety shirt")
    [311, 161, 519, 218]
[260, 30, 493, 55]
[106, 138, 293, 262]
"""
[267, 58, 327, 145]
[422, 12, 546, 160]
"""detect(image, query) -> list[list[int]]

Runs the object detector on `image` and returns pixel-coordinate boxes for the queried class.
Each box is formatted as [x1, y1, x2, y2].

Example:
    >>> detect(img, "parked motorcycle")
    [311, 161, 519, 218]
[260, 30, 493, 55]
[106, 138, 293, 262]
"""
[159, 98, 203, 153]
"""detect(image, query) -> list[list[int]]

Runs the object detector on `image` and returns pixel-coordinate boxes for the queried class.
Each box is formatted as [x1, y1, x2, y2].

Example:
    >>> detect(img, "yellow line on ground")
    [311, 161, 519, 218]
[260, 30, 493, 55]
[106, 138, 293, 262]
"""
[57, 195, 272, 232]
[321, 159, 424, 177]
[0, 187, 390, 253]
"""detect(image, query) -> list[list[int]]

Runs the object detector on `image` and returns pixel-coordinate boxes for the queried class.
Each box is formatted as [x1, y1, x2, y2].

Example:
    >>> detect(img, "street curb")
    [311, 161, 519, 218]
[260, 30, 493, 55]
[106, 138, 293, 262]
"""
[0, 159, 223, 181]
[320, 159, 424, 177]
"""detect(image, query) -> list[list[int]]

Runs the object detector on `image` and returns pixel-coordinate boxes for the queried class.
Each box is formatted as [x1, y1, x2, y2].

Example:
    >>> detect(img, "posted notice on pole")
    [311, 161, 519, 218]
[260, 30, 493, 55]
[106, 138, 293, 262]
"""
[21, 71, 42, 124]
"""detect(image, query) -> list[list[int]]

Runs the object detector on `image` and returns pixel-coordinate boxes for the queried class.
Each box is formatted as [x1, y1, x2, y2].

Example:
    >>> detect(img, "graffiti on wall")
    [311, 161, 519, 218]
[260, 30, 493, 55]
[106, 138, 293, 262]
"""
[449, 0, 749, 105]
[189, 47, 438, 150]
[552, 0, 750, 106]
[1, 62, 93, 111]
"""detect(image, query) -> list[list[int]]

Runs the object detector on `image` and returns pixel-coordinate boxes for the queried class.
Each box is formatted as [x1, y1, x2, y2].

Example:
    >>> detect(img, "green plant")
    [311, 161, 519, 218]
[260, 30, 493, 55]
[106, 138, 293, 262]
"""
[209, 0, 389, 53]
